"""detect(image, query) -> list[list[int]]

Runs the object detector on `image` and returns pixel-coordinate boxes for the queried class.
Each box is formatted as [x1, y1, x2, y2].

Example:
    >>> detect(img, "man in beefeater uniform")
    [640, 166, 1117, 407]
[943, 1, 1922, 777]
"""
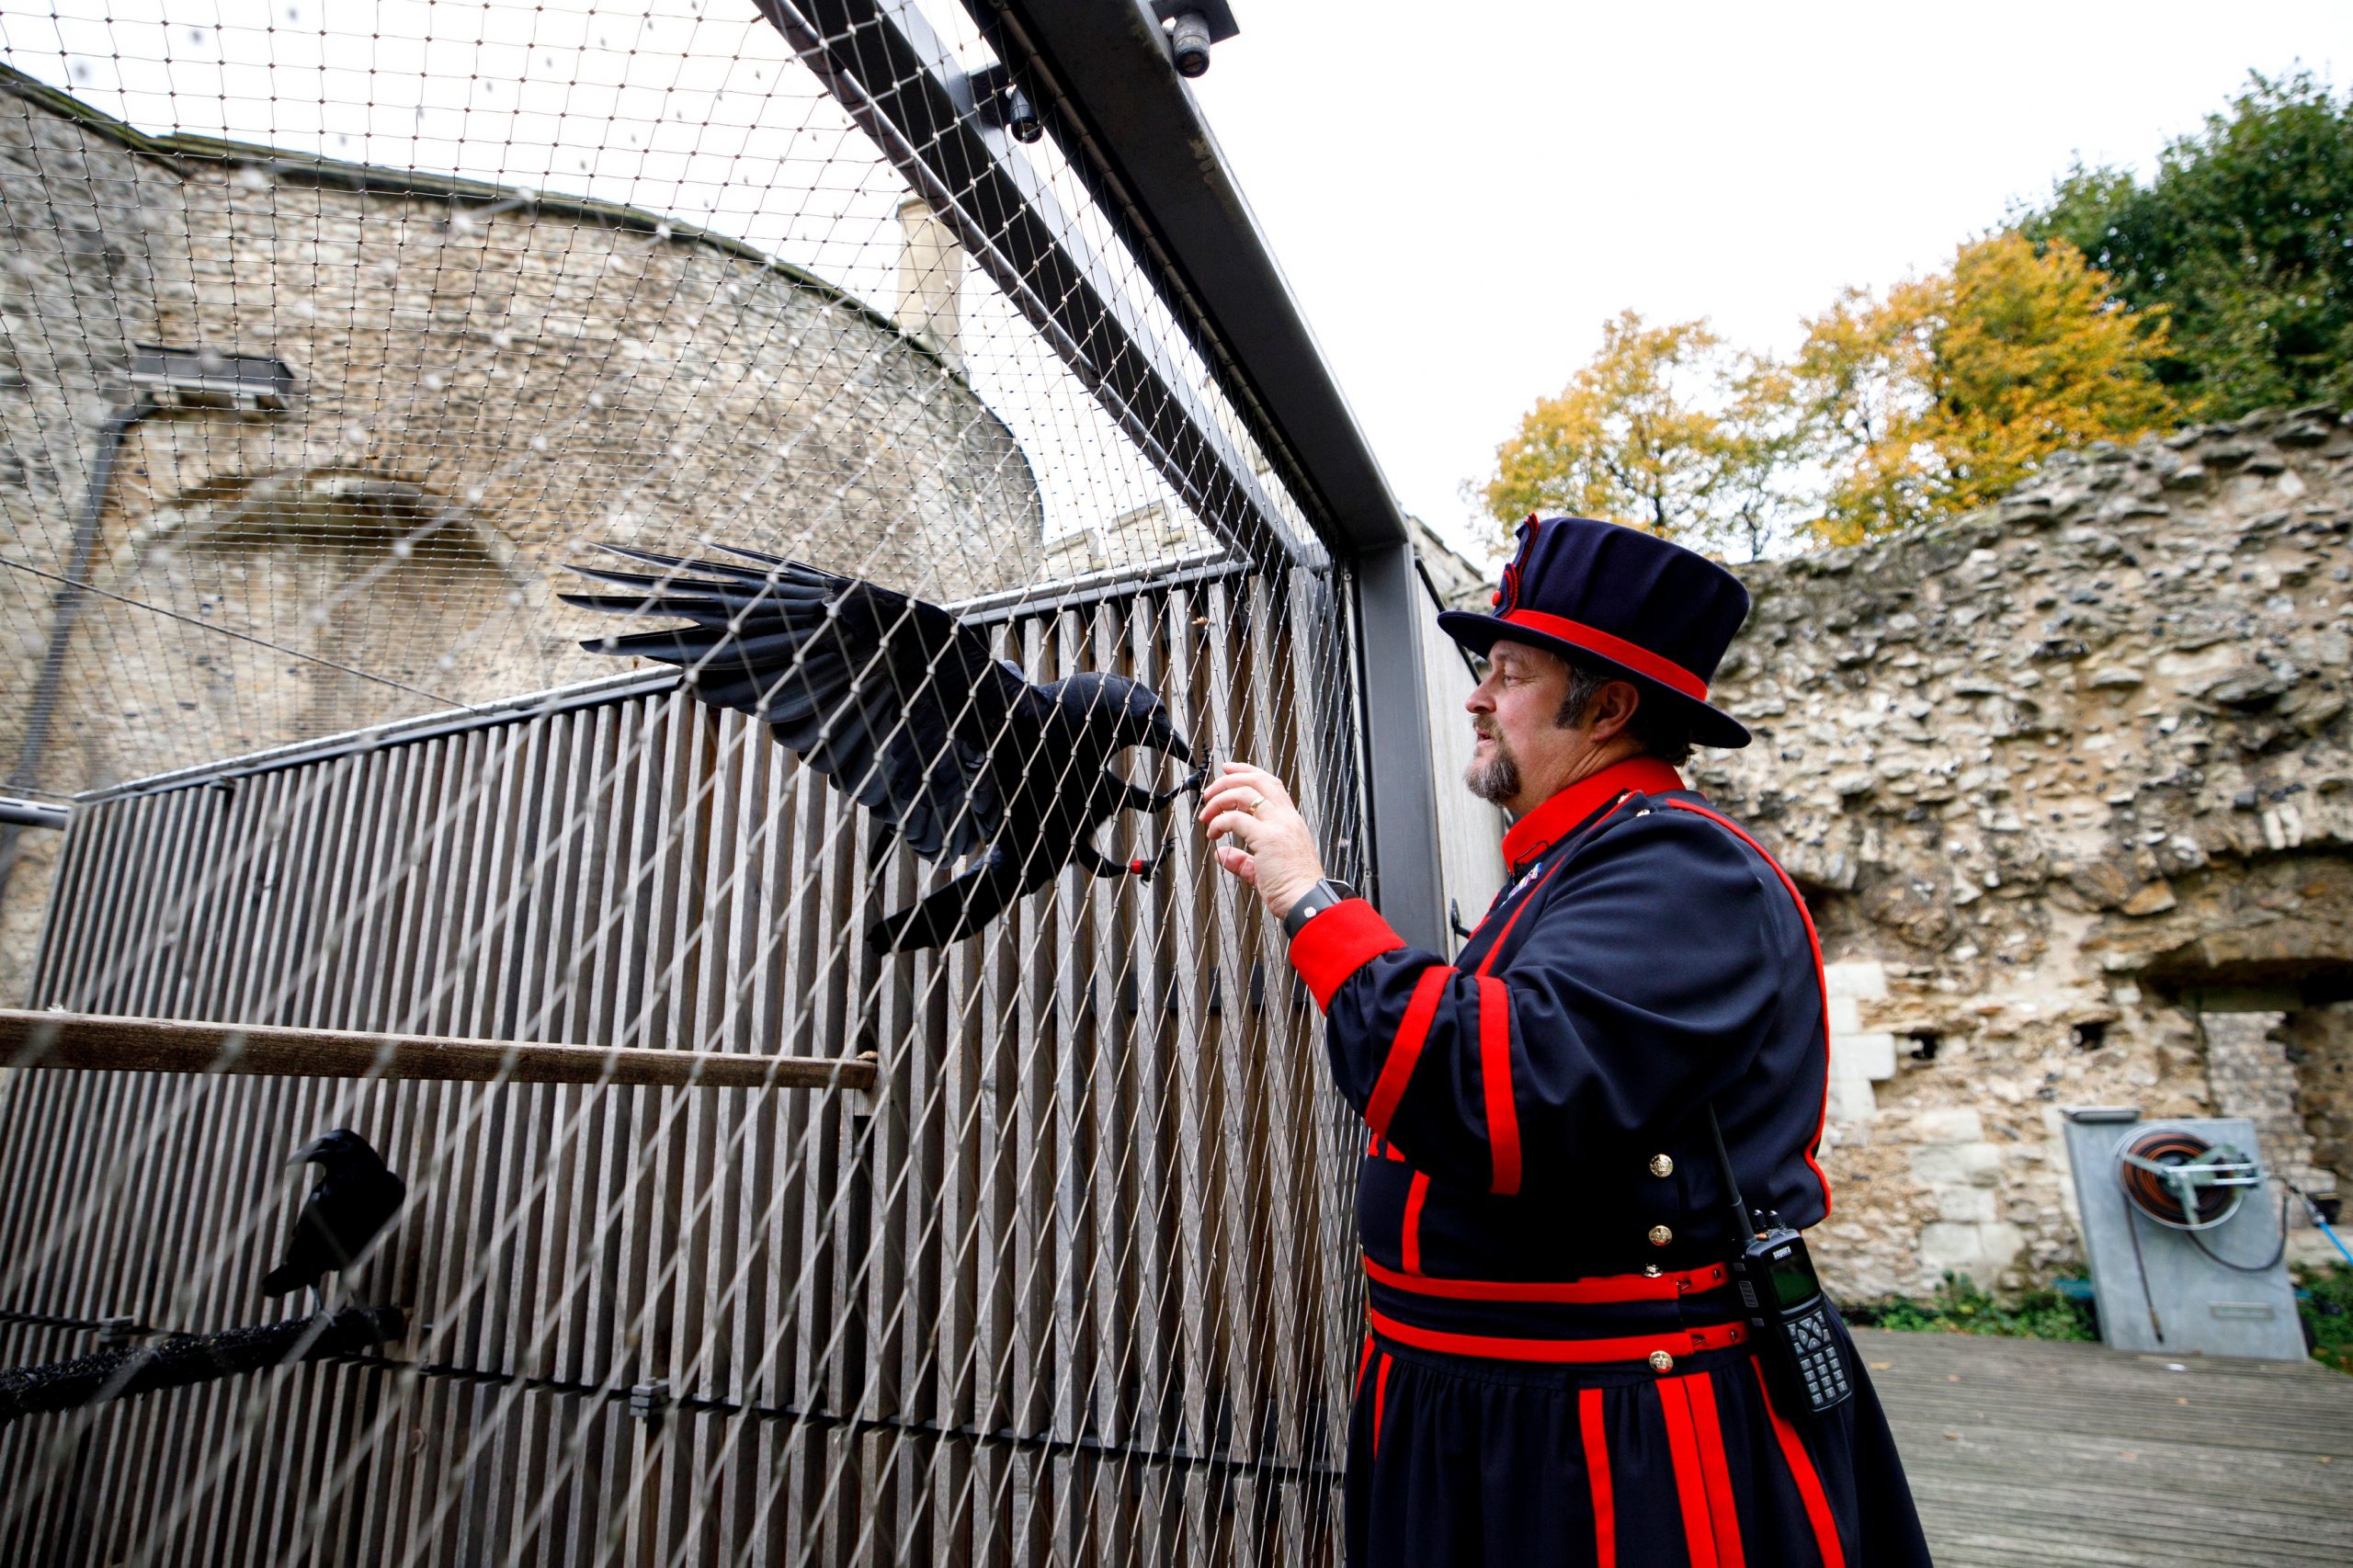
[1199, 516, 1931, 1567]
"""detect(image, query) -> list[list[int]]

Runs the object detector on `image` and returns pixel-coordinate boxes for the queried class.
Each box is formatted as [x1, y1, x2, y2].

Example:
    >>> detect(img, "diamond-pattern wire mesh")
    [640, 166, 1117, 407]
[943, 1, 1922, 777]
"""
[0, 3, 1370, 1562]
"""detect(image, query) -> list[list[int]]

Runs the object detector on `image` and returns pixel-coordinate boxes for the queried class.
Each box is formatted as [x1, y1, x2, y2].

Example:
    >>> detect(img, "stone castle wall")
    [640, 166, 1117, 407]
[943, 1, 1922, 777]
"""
[0, 72, 1045, 999]
[1698, 408, 2353, 1296]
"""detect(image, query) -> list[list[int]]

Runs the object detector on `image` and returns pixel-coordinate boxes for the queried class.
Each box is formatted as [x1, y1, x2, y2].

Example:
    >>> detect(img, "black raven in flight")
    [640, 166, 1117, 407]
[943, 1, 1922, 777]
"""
[263, 1130, 406, 1311]
[561, 546, 1204, 949]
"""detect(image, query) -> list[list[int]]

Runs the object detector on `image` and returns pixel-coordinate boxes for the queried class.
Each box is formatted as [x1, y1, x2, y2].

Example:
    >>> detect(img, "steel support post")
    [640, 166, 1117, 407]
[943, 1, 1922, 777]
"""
[1351, 542, 1448, 951]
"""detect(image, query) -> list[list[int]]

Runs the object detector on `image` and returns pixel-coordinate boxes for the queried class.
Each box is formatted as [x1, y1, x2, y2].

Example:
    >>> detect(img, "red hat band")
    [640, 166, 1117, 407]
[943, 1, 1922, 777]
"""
[1492, 608, 1710, 702]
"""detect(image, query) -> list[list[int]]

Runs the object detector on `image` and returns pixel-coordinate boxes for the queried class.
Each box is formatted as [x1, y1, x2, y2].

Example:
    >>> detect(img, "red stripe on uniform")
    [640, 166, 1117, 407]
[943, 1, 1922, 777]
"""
[1655, 1376, 1722, 1568]
[1355, 1331, 1375, 1399]
[1363, 967, 1451, 1141]
[1400, 1171, 1431, 1275]
[1363, 1256, 1729, 1303]
[1476, 779, 1665, 971]
[1578, 1388, 1617, 1568]
[1686, 1371, 1748, 1568]
[1372, 1354, 1393, 1460]
[1663, 800, 1837, 1217]
[1368, 1308, 1746, 1365]
[1476, 975, 1520, 1194]
[1753, 1361, 1847, 1568]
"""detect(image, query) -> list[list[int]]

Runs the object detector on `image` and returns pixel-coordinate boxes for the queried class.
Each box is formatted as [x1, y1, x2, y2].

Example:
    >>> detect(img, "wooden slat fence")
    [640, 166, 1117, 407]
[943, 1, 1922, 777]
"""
[0, 564, 1369, 1566]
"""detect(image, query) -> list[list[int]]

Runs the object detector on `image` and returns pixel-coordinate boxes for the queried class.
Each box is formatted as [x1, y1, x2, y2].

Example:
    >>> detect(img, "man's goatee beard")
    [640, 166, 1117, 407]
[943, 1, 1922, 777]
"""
[1464, 739, 1519, 805]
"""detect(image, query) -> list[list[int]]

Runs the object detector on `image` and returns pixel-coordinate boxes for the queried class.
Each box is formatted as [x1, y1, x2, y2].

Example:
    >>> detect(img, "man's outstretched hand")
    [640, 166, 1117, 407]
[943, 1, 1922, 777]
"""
[1197, 761, 1325, 922]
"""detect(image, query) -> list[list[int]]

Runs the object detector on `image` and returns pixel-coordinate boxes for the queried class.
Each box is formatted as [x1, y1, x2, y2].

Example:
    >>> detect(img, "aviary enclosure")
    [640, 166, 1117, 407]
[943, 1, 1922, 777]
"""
[0, 2, 1459, 1562]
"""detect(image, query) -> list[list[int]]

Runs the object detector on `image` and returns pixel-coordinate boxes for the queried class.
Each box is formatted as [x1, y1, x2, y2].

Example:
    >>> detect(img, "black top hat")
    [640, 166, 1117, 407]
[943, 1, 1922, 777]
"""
[1436, 516, 1753, 749]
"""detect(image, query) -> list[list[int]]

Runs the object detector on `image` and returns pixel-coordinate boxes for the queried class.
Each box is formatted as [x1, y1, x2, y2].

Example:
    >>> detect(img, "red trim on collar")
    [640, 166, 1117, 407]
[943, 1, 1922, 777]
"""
[1497, 608, 1710, 700]
[1499, 756, 1687, 869]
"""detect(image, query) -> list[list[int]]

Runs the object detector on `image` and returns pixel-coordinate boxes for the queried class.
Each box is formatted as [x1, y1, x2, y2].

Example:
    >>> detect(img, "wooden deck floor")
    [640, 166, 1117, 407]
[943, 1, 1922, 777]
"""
[1857, 1327, 2353, 1565]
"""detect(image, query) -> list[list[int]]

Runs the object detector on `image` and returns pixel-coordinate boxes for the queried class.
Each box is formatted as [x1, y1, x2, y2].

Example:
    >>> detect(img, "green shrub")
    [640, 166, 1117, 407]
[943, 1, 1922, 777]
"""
[2293, 1261, 2353, 1375]
[1842, 1273, 2097, 1342]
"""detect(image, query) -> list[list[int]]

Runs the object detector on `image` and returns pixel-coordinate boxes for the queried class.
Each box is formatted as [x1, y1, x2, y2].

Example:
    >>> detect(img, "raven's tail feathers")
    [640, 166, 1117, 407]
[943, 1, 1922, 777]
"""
[261, 1262, 307, 1298]
[868, 857, 1024, 952]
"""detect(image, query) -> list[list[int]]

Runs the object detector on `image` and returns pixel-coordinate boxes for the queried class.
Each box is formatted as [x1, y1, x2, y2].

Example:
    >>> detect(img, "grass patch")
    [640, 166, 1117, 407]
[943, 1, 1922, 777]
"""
[1843, 1273, 2098, 1342]
[1847, 1264, 2353, 1374]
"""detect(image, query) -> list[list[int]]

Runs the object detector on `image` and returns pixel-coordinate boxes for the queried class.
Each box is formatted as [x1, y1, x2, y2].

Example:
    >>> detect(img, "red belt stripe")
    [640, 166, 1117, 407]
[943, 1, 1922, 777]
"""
[1368, 1307, 1747, 1365]
[1365, 1256, 1729, 1303]
[1578, 1387, 1617, 1568]
[1687, 1370, 1749, 1568]
[1655, 1375, 1721, 1568]
[1754, 1360, 1847, 1568]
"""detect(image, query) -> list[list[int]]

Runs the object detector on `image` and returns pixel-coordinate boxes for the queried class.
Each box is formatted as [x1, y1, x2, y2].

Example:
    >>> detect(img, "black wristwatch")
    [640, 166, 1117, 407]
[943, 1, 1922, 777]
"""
[1282, 879, 1357, 940]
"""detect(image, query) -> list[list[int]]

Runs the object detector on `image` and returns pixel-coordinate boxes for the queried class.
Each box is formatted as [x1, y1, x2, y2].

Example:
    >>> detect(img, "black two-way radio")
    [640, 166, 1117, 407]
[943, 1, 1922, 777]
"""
[1708, 1108, 1852, 1417]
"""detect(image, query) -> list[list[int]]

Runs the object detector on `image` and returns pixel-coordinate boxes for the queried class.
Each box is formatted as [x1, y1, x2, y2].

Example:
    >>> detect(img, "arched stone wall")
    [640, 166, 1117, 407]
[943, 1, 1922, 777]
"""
[0, 69, 1047, 996]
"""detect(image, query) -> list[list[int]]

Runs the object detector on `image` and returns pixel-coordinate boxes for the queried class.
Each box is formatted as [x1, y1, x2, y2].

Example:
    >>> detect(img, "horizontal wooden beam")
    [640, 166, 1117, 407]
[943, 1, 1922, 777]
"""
[0, 1010, 874, 1093]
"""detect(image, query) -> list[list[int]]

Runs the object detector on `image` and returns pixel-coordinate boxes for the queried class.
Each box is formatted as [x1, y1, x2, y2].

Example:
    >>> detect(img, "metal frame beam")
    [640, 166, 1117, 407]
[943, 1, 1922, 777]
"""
[977, 1, 1408, 554]
[968, 0, 1449, 946]
[0, 798, 68, 831]
[753, 0, 1296, 567]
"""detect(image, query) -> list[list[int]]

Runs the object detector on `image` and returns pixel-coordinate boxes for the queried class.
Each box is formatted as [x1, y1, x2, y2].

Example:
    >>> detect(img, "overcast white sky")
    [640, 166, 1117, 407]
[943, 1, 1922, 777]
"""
[1188, 3, 2346, 562]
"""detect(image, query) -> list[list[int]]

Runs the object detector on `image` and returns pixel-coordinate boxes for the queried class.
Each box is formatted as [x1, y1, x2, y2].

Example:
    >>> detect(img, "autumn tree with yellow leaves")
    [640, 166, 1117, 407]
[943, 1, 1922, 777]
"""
[1483, 312, 1800, 561]
[1482, 233, 2180, 553]
[1790, 233, 2178, 541]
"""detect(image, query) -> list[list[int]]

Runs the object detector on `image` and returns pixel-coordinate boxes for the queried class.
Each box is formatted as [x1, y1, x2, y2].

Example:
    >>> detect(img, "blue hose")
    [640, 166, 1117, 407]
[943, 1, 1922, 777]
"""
[2292, 1185, 2353, 1267]
[2316, 1212, 2353, 1268]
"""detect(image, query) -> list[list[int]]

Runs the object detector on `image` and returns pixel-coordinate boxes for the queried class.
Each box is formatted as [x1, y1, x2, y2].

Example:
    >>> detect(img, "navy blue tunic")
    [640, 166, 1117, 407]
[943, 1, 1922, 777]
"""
[1287, 756, 1931, 1567]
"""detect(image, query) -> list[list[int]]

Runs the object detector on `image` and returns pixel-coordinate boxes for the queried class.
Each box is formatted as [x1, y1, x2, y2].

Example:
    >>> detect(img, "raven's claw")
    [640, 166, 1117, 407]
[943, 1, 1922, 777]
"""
[1131, 843, 1175, 884]
[1146, 760, 1211, 812]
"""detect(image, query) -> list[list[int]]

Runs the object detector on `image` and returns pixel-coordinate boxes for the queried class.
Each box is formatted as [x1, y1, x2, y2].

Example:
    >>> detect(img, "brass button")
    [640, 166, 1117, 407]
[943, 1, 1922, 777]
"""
[1643, 1264, 1662, 1278]
[1647, 1350, 1675, 1373]
[1647, 1224, 1673, 1247]
[1649, 1153, 1675, 1178]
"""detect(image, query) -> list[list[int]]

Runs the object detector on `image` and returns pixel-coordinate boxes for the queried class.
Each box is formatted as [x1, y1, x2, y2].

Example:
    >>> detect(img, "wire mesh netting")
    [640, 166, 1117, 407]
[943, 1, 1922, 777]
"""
[0, 3, 1371, 1562]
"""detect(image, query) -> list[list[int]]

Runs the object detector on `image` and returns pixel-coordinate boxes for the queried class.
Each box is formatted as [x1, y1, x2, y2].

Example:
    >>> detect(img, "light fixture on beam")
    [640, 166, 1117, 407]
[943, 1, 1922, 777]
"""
[1152, 2, 1239, 79]
[967, 62, 1044, 143]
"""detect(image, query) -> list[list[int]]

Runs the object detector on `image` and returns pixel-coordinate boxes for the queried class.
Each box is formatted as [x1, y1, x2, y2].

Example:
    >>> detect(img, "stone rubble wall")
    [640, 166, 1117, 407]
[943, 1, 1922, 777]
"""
[0, 73, 1046, 1001]
[1697, 408, 2353, 1296]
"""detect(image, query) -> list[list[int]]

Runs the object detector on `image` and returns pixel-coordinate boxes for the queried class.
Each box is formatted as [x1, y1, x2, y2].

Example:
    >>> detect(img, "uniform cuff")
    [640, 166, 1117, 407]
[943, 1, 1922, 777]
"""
[1287, 898, 1404, 1011]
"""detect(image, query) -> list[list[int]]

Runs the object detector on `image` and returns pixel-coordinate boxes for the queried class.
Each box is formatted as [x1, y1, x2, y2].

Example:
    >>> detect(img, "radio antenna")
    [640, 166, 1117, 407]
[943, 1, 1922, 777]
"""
[1707, 1106, 1759, 1239]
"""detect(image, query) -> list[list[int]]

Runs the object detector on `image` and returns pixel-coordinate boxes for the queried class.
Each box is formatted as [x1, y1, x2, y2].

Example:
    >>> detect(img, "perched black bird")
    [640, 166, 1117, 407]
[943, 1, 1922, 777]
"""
[263, 1130, 406, 1310]
[561, 545, 1206, 949]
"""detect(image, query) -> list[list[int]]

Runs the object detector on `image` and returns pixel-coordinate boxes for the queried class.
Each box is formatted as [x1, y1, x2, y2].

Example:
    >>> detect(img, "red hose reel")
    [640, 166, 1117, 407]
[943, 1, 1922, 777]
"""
[2114, 1125, 2263, 1233]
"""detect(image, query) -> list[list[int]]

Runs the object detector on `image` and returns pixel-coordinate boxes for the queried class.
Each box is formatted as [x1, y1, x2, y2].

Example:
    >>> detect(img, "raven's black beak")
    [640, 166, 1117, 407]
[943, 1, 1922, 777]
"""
[289, 1139, 325, 1165]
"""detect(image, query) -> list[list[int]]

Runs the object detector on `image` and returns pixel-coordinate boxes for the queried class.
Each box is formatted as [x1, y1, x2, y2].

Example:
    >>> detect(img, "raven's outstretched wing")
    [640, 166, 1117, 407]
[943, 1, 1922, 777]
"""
[561, 547, 1041, 862]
